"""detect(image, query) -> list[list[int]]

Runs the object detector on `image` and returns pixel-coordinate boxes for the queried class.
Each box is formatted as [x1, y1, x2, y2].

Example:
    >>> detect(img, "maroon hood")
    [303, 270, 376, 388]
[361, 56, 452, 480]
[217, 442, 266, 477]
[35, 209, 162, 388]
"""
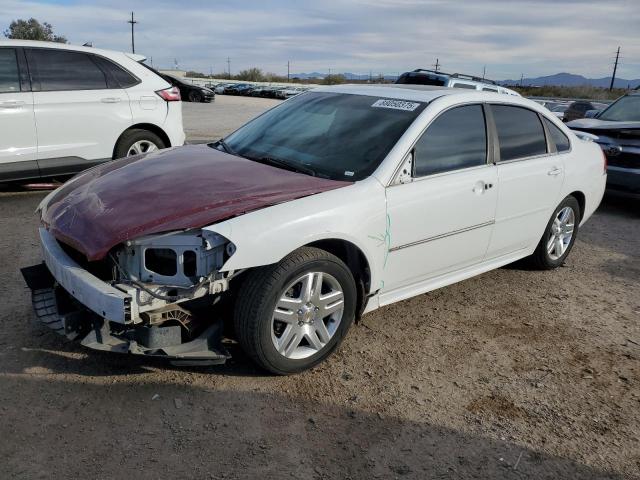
[42, 144, 351, 260]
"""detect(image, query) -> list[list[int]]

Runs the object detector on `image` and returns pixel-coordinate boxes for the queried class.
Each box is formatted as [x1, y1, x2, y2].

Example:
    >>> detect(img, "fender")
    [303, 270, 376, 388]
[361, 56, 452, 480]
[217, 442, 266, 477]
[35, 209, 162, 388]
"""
[203, 177, 389, 294]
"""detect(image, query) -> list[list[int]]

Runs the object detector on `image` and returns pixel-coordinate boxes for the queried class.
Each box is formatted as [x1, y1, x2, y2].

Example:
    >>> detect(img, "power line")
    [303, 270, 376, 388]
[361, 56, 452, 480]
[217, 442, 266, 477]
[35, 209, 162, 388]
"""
[610, 46, 620, 91]
[127, 11, 137, 54]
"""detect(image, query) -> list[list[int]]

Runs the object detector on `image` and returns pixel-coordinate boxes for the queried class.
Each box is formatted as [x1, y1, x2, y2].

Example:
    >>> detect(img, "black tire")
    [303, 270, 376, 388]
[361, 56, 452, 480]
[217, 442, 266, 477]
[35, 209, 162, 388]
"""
[233, 247, 357, 375]
[527, 195, 581, 270]
[113, 129, 165, 159]
[188, 90, 203, 102]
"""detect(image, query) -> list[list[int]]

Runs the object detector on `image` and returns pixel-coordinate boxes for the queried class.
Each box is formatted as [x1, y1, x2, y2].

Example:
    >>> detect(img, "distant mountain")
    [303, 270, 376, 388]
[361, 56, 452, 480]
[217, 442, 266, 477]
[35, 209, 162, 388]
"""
[291, 70, 640, 88]
[499, 72, 640, 89]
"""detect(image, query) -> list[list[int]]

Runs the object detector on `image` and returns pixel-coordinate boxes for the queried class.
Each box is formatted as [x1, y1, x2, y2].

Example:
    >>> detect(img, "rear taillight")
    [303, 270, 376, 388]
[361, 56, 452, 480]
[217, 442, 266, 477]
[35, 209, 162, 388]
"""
[601, 149, 607, 173]
[156, 86, 181, 102]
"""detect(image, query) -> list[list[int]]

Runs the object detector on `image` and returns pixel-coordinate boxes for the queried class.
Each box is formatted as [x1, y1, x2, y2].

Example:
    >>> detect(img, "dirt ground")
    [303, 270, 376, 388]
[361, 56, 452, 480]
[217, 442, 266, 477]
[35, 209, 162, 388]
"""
[1, 98, 639, 479]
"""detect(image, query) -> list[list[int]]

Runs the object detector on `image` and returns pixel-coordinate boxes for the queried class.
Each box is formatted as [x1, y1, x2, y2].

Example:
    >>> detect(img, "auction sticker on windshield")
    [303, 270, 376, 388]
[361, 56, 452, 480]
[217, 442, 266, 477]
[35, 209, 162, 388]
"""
[372, 99, 421, 111]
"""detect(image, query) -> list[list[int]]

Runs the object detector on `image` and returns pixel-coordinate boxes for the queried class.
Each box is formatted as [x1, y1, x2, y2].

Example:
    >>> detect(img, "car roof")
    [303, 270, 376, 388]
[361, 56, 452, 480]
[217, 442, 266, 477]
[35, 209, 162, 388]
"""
[0, 39, 146, 62]
[313, 84, 527, 102]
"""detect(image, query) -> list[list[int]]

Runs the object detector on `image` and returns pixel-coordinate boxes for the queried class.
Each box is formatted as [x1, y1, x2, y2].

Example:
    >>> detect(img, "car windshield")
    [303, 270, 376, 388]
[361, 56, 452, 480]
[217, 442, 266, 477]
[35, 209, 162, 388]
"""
[597, 95, 640, 121]
[219, 92, 427, 180]
[552, 105, 568, 112]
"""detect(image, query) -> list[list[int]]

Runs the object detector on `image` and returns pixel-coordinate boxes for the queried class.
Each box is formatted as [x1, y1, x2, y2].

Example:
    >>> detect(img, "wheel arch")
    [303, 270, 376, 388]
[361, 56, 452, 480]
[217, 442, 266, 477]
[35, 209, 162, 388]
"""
[112, 123, 172, 159]
[568, 190, 586, 221]
[305, 238, 372, 318]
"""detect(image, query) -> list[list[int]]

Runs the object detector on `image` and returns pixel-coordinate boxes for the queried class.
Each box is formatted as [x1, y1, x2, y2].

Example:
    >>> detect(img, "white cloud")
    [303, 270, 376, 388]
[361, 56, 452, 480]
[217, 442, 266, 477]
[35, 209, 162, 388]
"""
[1, 0, 638, 79]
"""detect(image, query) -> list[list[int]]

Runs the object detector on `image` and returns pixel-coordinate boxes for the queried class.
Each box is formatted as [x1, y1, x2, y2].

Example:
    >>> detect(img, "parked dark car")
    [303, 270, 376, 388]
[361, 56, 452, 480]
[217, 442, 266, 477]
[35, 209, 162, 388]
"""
[225, 84, 254, 95]
[567, 90, 640, 195]
[563, 101, 598, 123]
[158, 73, 214, 103]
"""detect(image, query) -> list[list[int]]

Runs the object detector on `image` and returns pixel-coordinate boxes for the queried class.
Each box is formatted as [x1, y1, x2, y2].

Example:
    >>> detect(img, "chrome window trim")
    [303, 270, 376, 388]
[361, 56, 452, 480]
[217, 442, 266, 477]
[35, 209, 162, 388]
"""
[388, 101, 491, 186]
[388, 220, 495, 252]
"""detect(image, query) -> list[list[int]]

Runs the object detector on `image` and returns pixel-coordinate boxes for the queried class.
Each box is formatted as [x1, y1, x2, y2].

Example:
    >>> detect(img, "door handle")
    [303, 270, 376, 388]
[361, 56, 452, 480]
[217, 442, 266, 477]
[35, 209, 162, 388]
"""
[100, 97, 121, 103]
[0, 100, 25, 109]
[473, 181, 493, 194]
[548, 167, 563, 176]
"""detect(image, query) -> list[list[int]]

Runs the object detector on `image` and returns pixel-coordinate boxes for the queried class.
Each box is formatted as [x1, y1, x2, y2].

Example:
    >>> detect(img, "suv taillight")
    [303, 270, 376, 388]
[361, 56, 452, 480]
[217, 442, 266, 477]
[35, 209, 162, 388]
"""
[156, 86, 181, 102]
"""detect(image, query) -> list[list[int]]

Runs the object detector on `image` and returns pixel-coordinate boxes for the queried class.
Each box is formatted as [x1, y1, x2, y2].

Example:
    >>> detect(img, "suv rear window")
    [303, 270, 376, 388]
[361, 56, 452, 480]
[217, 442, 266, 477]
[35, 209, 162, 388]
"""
[491, 105, 547, 161]
[0, 49, 20, 93]
[93, 56, 139, 88]
[27, 49, 107, 91]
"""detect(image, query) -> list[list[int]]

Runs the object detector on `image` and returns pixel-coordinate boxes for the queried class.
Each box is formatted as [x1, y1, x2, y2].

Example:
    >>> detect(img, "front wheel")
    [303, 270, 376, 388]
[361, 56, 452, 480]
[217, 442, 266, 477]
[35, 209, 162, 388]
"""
[528, 195, 580, 269]
[233, 247, 357, 375]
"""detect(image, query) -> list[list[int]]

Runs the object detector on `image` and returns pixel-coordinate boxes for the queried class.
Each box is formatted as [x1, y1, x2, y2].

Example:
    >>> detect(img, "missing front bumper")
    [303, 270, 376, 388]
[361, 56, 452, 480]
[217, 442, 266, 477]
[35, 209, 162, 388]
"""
[21, 263, 230, 366]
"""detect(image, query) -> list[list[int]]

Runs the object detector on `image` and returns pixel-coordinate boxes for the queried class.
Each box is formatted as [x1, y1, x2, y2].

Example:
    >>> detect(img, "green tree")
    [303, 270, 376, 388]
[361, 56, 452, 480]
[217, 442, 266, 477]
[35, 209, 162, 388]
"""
[322, 74, 346, 85]
[236, 67, 265, 82]
[4, 18, 67, 43]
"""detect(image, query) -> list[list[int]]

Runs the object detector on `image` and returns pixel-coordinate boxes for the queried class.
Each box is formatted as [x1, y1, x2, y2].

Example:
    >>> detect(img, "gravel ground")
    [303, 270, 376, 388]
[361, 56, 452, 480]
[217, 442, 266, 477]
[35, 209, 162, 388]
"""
[0, 97, 638, 479]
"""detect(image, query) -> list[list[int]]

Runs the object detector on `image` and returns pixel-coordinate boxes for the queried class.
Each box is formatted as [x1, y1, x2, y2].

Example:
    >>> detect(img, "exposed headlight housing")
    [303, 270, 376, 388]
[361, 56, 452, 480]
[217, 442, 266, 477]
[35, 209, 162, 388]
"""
[115, 230, 233, 287]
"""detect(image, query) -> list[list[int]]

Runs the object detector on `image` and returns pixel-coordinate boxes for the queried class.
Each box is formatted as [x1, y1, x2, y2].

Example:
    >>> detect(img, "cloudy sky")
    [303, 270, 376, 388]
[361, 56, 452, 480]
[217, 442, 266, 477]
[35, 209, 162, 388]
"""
[1, 0, 639, 80]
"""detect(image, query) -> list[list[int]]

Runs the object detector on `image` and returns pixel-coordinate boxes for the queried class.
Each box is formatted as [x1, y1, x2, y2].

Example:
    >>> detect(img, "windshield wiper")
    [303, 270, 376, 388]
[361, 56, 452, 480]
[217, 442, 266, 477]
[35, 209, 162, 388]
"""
[250, 156, 317, 177]
[213, 138, 237, 156]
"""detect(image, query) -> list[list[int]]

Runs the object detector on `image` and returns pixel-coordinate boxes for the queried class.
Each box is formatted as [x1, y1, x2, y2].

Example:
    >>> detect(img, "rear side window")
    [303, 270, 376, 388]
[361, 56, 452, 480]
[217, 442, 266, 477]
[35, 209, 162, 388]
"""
[452, 82, 477, 89]
[414, 104, 487, 177]
[27, 49, 107, 91]
[93, 56, 139, 88]
[491, 105, 547, 161]
[0, 49, 20, 93]
[543, 117, 570, 152]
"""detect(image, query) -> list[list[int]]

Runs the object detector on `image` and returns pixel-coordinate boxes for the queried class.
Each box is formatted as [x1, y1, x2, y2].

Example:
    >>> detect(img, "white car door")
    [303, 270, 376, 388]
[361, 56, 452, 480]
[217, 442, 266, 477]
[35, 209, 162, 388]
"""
[26, 48, 132, 176]
[484, 104, 565, 259]
[0, 47, 38, 180]
[381, 104, 498, 303]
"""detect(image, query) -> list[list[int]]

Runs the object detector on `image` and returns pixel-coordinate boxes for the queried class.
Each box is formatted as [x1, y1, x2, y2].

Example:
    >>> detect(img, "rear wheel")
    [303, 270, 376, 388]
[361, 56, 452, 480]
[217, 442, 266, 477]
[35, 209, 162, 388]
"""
[114, 129, 165, 159]
[527, 195, 580, 269]
[188, 90, 203, 102]
[233, 247, 357, 375]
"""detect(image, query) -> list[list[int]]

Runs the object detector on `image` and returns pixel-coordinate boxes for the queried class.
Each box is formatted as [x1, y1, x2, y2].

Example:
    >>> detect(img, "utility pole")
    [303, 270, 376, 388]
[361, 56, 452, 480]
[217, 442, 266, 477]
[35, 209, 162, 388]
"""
[227, 57, 231, 79]
[610, 46, 620, 91]
[127, 12, 137, 54]
[433, 58, 440, 72]
[520, 73, 524, 86]
[482, 65, 486, 80]
[287, 61, 290, 82]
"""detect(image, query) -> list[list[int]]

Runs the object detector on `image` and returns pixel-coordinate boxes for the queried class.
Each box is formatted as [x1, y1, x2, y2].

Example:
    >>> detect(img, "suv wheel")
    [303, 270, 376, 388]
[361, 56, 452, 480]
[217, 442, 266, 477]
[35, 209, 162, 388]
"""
[114, 129, 165, 159]
[234, 247, 357, 375]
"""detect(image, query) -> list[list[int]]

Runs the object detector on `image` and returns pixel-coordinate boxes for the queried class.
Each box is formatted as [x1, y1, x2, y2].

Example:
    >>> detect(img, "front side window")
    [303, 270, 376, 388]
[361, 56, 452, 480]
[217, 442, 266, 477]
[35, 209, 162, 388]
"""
[543, 117, 570, 152]
[491, 105, 547, 161]
[413, 104, 487, 177]
[28, 49, 107, 91]
[0, 49, 20, 93]
[222, 92, 427, 181]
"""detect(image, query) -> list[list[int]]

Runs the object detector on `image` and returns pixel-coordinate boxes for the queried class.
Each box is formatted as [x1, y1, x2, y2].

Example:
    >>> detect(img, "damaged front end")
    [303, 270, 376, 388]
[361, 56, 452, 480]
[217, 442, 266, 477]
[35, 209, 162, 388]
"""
[21, 228, 238, 366]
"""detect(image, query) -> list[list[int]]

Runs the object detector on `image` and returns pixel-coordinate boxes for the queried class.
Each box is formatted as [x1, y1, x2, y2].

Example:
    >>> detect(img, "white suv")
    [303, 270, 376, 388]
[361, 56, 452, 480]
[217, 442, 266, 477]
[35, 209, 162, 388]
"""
[0, 40, 185, 182]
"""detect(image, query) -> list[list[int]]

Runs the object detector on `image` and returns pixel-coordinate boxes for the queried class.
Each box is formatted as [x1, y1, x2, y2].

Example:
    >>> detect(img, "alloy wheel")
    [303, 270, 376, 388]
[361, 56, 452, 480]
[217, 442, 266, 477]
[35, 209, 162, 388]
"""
[271, 271, 344, 360]
[547, 206, 575, 260]
[127, 140, 158, 156]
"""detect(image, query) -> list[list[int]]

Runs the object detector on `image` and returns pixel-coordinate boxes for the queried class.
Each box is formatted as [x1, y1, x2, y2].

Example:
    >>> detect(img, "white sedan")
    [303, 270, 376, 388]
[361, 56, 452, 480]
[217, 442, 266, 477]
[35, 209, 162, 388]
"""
[23, 85, 606, 374]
